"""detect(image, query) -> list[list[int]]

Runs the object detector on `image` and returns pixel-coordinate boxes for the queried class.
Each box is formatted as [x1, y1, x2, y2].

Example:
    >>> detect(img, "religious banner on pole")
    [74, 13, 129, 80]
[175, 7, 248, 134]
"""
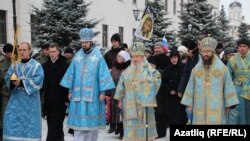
[134, 4, 155, 41]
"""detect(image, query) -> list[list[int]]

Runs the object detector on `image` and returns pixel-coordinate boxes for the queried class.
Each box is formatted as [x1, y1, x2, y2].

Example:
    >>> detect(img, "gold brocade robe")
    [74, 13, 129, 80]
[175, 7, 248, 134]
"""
[114, 59, 161, 141]
[181, 56, 239, 125]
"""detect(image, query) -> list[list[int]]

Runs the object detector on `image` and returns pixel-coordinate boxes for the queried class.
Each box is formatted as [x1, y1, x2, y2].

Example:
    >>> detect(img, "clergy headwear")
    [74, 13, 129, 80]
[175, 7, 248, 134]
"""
[79, 28, 94, 42]
[201, 37, 217, 52]
[130, 42, 145, 56]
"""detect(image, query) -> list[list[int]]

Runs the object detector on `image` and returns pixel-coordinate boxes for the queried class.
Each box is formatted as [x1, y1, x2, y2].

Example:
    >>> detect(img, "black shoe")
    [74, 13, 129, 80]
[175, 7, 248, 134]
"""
[115, 130, 120, 135]
[119, 134, 123, 140]
[107, 129, 115, 134]
[68, 129, 74, 135]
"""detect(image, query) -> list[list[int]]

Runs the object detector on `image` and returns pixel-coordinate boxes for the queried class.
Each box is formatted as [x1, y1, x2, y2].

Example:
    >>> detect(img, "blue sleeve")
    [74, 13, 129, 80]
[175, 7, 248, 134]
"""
[223, 67, 239, 107]
[98, 56, 115, 93]
[22, 63, 44, 95]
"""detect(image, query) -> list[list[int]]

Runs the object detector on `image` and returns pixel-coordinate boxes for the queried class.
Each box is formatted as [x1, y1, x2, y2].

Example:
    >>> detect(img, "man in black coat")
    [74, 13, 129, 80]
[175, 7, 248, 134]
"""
[104, 33, 122, 69]
[152, 42, 171, 139]
[104, 33, 123, 133]
[43, 43, 69, 141]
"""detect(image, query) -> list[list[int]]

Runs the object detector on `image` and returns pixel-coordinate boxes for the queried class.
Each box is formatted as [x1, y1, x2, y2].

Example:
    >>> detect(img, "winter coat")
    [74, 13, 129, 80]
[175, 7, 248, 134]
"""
[104, 47, 122, 69]
[163, 62, 187, 125]
[154, 54, 171, 73]
[153, 54, 171, 113]
[109, 60, 131, 123]
[42, 56, 69, 115]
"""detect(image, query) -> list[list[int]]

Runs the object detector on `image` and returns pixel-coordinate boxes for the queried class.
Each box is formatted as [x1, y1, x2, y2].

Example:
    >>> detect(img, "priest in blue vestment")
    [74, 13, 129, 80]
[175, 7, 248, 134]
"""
[227, 38, 250, 124]
[60, 28, 115, 141]
[181, 37, 239, 125]
[3, 42, 44, 141]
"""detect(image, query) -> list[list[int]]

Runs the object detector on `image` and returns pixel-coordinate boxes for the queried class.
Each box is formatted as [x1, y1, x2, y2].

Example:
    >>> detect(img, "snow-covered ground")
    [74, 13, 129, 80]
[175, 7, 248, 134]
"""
[41, 118, 169, 141]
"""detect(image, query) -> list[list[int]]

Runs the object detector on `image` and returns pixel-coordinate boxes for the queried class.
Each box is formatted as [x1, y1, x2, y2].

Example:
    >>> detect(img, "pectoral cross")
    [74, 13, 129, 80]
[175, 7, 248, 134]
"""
[203, 66, 211, 89]
[132, 80, 138, 88]
[131, 71, 140, 88]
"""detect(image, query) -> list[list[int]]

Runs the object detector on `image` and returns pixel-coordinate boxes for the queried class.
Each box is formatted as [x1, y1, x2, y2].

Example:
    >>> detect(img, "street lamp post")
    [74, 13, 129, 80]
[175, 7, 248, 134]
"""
[188, 24, 192, 31]
[199, 23, 204, 31]
[132, 6, 141, 42]
[188, 23, 204, 40]
[133, 6, 140, 21]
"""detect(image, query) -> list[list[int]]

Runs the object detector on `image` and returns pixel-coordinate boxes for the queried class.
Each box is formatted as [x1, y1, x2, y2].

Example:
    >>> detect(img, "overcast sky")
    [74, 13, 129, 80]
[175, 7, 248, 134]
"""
[220, 0, 250, 24]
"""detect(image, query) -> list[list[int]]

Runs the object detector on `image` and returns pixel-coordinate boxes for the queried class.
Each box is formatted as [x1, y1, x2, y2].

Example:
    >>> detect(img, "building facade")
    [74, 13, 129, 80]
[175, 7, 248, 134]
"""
[0, 0, 222, 48]
[0, 0, 31, 48]
[85, 0, 145, 48]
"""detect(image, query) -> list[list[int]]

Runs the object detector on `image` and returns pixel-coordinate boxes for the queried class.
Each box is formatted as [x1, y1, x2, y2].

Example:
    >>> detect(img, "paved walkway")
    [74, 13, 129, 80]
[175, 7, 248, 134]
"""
[42, 118, 169, 141]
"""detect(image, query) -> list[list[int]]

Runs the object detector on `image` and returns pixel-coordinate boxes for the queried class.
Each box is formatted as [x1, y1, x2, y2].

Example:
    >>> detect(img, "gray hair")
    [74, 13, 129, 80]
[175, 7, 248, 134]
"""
[19, 42, 32, 50]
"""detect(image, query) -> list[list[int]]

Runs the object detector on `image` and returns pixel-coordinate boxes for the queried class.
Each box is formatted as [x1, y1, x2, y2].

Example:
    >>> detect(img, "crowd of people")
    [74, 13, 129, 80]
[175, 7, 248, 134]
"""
[0, 27, 249, 141]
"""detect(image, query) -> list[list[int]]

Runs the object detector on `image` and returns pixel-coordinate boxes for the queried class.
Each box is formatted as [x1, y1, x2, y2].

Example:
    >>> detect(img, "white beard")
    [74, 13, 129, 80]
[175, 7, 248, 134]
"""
[131, 61, 144, 72]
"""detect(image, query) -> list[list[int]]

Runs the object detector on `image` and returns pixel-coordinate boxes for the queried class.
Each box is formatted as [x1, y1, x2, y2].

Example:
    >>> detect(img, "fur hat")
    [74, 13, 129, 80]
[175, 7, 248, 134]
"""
[3, 43, 13, 53]
[237, 38, 250, 47]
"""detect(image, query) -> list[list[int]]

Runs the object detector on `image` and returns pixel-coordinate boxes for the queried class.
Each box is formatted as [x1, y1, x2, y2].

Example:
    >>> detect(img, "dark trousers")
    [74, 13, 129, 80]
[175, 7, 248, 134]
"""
[117, 123, 124, 138]
[155, 112, 168, 138]
[0, 129, 2, 141]
[0, 94, 2, 141]
[46, 111, 66, 141]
